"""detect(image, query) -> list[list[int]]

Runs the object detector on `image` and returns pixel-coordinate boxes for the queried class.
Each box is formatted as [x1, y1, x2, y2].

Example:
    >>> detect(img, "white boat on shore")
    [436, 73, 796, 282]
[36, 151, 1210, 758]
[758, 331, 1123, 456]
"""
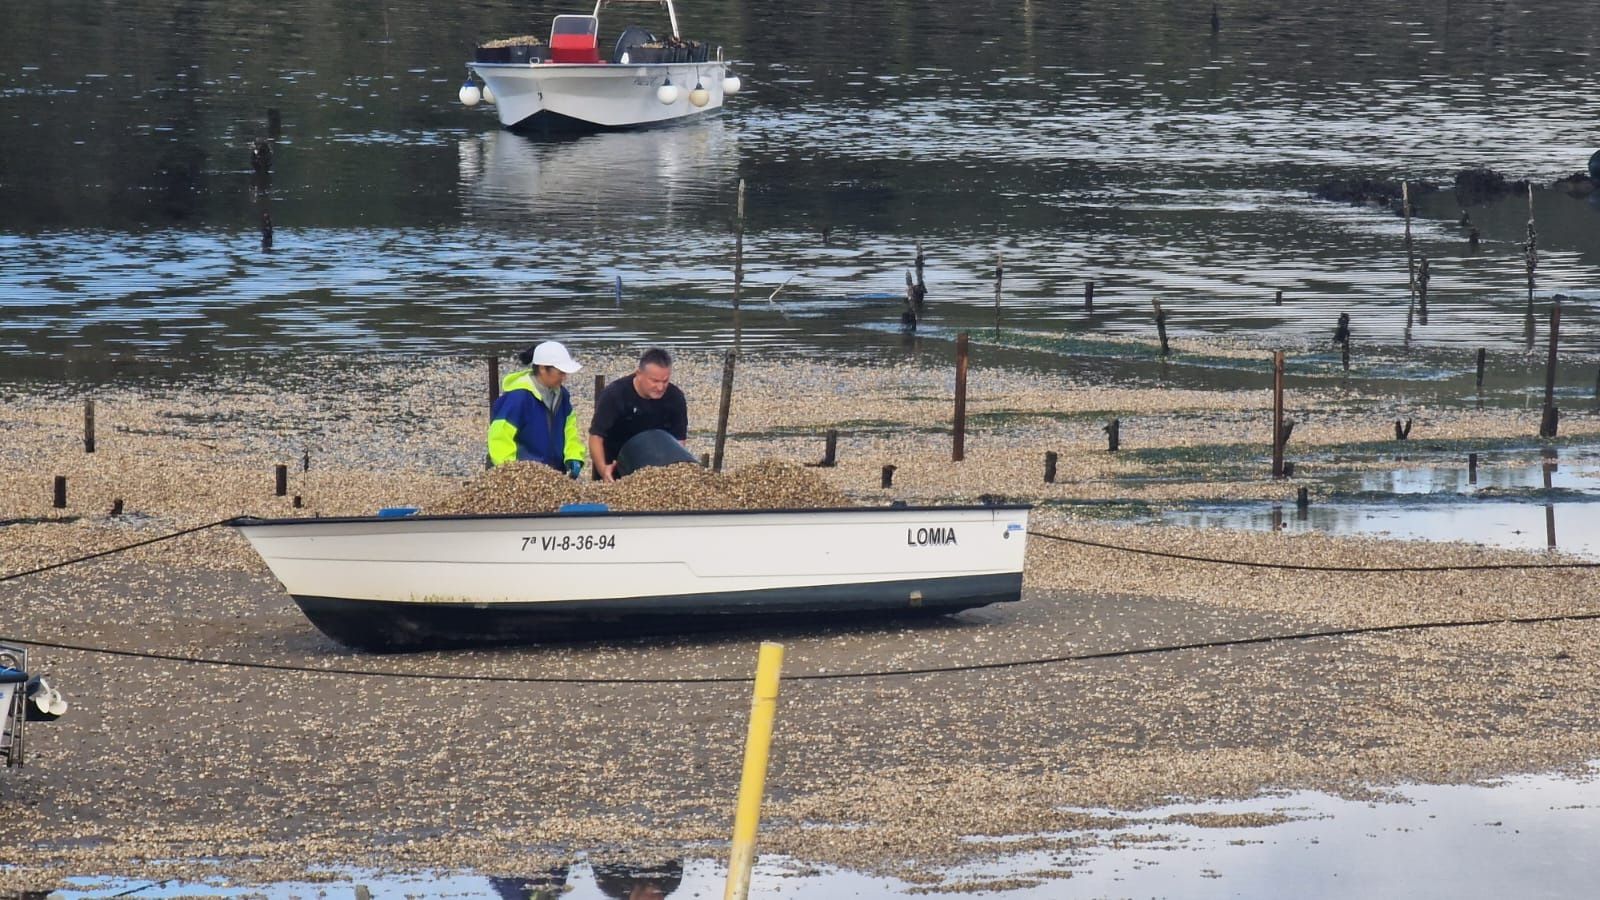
[462, 0, 738, 131]
[234, 505, 1029, 652]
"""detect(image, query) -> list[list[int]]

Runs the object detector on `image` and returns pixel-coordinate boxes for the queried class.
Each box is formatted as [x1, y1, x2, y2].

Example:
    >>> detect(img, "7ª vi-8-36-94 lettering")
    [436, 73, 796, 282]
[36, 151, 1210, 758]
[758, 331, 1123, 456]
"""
[521, 534, 617, 552]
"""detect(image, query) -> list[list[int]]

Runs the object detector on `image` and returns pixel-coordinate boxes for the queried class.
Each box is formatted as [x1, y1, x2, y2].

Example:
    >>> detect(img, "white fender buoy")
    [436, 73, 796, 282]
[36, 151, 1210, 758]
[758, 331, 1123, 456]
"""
[688, 81, 709, 107]
[459, 80, 482, 107]
[481, 83, 496, 104]
[722, 75, 741, 95]
[656, 77, 679, 105]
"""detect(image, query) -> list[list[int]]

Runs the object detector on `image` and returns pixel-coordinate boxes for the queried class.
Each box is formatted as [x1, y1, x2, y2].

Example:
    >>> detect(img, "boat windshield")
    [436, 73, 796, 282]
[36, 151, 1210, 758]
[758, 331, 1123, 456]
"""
[551, 15, 599, 41]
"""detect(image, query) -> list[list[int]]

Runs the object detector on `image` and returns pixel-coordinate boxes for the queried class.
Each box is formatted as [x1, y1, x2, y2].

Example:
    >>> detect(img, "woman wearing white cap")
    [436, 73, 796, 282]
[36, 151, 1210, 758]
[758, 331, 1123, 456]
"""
[487, 341, 587, 477]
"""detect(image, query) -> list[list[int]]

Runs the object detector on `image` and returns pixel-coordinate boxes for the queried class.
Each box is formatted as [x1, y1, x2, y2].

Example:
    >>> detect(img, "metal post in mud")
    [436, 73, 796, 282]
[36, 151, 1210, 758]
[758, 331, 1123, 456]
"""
[1547, 505, 1557, 550]
[302, 449, 310, 472]
[1271, 351, 1285, 478]
[1540, 303, 1561, 438]
[881, 464, 895, 488]
[1275, 289, 1283, 306]
[953, 333, 969, 462]
[732, 179, 745, 309]
[488, 356, 500, 408]
[1084, 281, 1094, 313]
[275, 464, 288, 497]
[1044, 451, 1057, 484]
[1469, 453, 1478, 484]
[1475, 348, 1486, 390]
[52, 476, 66, 509]
[724, 641, 785, 900]
[993, 252, 1003, 337]
[713, 352, 736, 473]
[821, 430, 838, 467]
[83, 399, 95, 454]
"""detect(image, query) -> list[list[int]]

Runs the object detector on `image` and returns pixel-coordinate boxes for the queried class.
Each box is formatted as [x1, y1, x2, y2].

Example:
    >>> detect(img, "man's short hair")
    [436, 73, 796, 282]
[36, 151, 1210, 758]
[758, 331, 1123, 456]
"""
[639, 347, 672, 370]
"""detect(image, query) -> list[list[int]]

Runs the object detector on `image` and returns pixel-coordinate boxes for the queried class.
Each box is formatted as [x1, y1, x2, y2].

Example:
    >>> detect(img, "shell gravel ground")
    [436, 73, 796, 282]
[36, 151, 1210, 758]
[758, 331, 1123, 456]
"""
[1, 351, 1599, 891]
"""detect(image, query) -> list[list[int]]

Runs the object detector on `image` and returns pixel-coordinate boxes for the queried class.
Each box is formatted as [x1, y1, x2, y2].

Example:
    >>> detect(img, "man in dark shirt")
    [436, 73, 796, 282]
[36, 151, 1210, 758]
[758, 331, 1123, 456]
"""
[588, 347, 689, 481]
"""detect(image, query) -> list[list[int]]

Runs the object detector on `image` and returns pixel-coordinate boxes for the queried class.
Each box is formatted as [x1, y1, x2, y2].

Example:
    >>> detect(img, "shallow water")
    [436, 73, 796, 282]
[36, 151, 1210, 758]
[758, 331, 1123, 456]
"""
[37, 765, 1600, 898]
[1163, 446, 1600, 557]
[2, 0, 1599, 366]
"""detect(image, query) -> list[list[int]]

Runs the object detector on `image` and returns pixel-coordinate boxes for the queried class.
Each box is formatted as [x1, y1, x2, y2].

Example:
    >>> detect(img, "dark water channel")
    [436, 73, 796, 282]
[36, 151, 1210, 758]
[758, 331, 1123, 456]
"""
[3, 0, 1600, 369]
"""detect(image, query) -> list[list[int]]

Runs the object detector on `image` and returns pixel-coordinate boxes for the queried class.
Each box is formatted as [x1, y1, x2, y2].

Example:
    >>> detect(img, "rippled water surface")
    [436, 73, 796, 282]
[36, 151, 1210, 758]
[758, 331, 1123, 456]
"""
[2, 0, 1599, 364]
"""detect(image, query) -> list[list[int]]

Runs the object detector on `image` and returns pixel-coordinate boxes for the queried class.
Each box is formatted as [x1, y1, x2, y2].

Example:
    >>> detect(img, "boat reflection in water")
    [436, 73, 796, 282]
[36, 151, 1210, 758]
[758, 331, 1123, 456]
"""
[487, 860, 683, 899]
[457, 121, 737, 229]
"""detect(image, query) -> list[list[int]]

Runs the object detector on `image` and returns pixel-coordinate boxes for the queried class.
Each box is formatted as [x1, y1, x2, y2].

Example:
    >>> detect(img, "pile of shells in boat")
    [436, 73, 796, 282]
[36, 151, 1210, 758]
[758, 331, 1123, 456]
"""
[478, 34, 542, 48]
[426, 459, 853, 515]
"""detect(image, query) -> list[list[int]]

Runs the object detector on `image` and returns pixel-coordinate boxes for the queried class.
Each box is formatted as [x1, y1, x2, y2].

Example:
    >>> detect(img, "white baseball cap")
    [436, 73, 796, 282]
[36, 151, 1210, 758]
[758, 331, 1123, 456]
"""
[530, 341, 582, 373]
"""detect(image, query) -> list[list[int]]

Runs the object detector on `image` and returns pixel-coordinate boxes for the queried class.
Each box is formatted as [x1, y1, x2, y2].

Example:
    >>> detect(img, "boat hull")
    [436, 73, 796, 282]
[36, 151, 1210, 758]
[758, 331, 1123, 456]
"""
[237, 506, 1030, 652]
[470, 62, 726, 130]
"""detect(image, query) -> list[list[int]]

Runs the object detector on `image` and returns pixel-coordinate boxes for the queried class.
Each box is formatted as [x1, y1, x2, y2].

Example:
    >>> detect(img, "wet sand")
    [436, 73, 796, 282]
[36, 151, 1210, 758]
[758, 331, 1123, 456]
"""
[3, 351, 1599, 891]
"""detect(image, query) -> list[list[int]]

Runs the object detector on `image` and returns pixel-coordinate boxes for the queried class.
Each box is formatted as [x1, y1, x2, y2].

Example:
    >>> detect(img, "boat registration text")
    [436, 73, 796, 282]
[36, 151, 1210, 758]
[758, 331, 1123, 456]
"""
[521, 534, 617, 552]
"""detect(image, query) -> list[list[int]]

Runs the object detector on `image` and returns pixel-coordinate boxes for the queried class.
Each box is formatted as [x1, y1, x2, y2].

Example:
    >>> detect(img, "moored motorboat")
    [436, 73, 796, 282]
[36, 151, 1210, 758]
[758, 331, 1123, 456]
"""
[462, 0, 739, 131]
[234, 505, 1029, 652]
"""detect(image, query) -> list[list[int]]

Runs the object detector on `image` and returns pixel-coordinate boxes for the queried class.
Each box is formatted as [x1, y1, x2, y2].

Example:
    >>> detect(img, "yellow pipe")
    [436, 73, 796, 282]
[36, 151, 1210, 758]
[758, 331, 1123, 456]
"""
[724, 641, 785, 900]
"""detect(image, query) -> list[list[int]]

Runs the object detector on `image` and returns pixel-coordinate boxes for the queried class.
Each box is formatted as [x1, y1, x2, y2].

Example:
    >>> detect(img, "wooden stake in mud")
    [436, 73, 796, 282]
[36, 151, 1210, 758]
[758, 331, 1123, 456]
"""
[1275, 289, 1283, 306]
[53, 476, 66, 509]
[1417, 256, 1431, 326]
[1104, 419, 1120, 452]
[1475, 348, 1486, 390]
[881, 464, 896, 488]
[488, 356, 500, 407]
[1271, 351, 1285, 478]
[1402, 183, 1418, 327]
[1540, 303, 1561, 438]
[1043, 451, 1058, 484]
[914, 242, 926, 299]
[1524, 184, 1538, 321]
[110, 498, 123, 517]
[275, 464, 288, 497]
[590, 375, 607, 480]
[993, 252, 1003, 337]
[733, 178, 746, 309]
[83, 398, 95, 453]
[821, 430, 838, 467]
[1152, 297, 1169, 356]
[1296, 486, 1309, 510]
[1468, 452, 1478, 484]
[713, 351, 736, 473]
[1084, 280, 1094, 313]
[953, 332, 969, 462]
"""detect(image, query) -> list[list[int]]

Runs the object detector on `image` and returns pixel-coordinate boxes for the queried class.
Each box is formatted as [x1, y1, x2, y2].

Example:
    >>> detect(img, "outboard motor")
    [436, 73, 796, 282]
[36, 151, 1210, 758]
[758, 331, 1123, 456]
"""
[615, 428, 698, 477]
[613, 25, 656, 63]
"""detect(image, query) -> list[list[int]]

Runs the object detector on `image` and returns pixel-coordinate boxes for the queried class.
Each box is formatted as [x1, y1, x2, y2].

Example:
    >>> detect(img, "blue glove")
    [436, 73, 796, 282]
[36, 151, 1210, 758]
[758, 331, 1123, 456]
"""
[567, 460, 583, 480]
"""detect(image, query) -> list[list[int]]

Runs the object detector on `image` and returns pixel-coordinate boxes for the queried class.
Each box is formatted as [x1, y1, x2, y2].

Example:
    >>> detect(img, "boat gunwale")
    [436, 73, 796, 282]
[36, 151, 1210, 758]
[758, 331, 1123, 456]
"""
[469, 61, 715, 70]
[232, 503, 1032, 528]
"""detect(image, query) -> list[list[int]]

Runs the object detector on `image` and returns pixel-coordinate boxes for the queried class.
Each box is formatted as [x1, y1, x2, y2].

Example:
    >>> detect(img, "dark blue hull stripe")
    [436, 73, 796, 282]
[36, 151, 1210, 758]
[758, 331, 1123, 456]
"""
[291, 573, 1022, 652]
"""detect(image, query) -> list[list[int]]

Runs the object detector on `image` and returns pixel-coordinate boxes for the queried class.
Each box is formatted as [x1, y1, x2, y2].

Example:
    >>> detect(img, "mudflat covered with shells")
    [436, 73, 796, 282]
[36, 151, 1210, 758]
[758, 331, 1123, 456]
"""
[3, 350, 1599, 892]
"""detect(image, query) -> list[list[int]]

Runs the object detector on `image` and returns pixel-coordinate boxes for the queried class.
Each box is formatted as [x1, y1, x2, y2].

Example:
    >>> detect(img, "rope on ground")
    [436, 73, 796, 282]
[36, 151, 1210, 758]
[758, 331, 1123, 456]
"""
[7, 611, 1600, 685]
[0, 517, 238, 584]
[1028, 529, 1600, 573]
